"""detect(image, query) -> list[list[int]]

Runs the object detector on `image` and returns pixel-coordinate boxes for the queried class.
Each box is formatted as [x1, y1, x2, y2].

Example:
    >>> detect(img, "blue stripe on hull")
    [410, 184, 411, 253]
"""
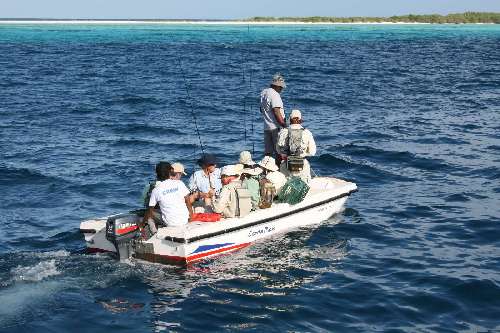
[191, 243, 234, 254]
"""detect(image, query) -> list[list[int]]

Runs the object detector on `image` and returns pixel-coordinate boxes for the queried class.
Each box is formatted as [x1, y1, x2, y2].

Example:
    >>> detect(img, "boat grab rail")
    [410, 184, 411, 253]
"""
[164, 188, 357, 244]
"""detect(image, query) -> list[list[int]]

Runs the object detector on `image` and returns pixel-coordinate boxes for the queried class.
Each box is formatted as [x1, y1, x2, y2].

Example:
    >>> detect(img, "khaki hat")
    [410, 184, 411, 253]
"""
[242, 166, 263, 176]
[239, 151, 255, 166]
[271, 73, 286, 88]
[235, 163, 244, 174]
[171, 162, 187, 175]
[221, 164, 242, 177]
[290, 109, 302, 120]
[258, 156, 279, 172]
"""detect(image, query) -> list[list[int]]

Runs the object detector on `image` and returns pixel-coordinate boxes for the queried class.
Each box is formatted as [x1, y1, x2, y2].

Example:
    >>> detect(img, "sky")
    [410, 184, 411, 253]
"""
[1, 0, 500, 19]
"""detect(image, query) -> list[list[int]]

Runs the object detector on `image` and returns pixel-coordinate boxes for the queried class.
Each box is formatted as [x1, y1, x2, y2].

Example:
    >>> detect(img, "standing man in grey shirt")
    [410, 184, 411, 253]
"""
[260, 73, 287, 163]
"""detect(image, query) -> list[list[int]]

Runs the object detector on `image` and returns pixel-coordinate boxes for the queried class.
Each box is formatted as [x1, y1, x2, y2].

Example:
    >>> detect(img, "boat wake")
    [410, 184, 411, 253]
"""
[11, 260, 61, 282]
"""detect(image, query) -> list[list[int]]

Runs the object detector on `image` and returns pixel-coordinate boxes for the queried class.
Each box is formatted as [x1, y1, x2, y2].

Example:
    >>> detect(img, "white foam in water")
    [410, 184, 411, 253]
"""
[0, 260, 63, 326]
[34, 250, 70, 258]
[11, 260, 61, 282]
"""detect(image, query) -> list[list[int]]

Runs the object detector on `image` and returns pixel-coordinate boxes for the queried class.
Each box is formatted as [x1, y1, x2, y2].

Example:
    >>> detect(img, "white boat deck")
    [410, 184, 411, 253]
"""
[155, 177, 356, 243]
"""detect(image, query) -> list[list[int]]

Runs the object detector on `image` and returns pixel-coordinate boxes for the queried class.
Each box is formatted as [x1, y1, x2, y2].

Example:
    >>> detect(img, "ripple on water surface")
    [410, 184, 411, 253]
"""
[0, 24, 500, 332]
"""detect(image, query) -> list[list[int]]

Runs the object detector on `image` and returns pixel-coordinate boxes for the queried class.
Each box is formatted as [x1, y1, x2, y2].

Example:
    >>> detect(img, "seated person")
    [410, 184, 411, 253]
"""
[258, 156, 287, 193]
[241, 166, 262, 210]
[276, 109, 316, 183]
[170, 162, 187, 181]
[141, 161, 170, 207]
[211, 165, 243, 218]
[188, 153, 222, 208]
[239, 150, 257, 169]
[142, 162, 194, 233]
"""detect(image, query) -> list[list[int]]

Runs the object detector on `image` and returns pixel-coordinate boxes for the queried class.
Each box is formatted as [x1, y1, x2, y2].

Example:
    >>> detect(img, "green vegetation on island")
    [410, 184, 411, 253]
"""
[248, 12, 500, 24]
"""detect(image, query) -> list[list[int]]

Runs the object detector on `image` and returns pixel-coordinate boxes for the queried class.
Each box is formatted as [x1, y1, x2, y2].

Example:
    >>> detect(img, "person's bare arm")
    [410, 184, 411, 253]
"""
[142, 207, 154, 227]
[273, 107, 287, 128]
[185, 195, 194, 221]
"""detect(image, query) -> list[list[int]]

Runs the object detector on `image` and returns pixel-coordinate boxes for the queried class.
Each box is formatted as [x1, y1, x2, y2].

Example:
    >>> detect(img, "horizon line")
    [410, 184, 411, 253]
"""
[0, 11, 499, 21]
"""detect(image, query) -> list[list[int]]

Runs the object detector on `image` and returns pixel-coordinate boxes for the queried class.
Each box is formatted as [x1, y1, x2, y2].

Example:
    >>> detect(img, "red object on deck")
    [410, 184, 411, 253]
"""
[191, 213, 222, 222]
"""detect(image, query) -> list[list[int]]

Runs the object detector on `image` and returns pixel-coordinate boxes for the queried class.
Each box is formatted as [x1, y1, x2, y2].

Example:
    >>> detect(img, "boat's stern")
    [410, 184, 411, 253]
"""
[80, 218, 116, 253]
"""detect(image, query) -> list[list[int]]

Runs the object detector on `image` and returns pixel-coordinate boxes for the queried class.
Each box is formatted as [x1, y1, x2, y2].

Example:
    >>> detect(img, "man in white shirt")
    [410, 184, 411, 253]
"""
[276, 109, 317, 183]
[188, 153, 222, 210]
[260, 73, 287, 162]
[141, 161, 169, 208]
[143, 162, 193, 230]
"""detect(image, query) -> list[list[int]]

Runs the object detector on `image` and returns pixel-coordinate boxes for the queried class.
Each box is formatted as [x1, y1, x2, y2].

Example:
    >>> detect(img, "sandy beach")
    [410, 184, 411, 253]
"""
[0, 20, 434, 25]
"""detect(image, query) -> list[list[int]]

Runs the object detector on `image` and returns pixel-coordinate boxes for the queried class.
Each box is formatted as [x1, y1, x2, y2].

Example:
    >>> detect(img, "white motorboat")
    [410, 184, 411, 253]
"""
[80, 177, 357, 265]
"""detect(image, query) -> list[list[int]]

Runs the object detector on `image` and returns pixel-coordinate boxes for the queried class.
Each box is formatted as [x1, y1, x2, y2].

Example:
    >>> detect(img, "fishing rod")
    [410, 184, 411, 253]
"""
[240, 25, 249, 149]
[247, 25, 256, 156]
[241, 24, 256, 155]
[175, 56, 205, 155]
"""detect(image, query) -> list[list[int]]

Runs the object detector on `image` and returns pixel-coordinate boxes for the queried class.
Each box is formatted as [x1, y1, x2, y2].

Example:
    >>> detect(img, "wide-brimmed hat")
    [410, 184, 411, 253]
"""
[171, 162, 187, 175]
[239, 151, 255, 166]
[221, 164, 242, 177]
[242, 166, 263, 176]
[270, 73, 286, 88]
[235, 163, 244, 174]
[197, 153, 217, 167]
[258, 156, 279, 172]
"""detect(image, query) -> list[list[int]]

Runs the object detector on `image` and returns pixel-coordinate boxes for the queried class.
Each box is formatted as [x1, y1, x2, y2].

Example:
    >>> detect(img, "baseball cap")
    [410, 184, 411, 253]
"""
[290, 109, 302, 120]
[171, 162, 187, 175]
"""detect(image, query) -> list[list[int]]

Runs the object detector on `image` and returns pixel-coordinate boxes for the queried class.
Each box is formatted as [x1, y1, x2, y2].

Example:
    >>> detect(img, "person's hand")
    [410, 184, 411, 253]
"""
[208, 189, 215, 198]
[190, 191, 201, 200]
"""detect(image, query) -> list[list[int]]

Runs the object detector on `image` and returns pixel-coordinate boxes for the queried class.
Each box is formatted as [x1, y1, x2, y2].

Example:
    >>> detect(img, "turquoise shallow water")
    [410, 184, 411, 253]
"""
[0, 24, 499, 332]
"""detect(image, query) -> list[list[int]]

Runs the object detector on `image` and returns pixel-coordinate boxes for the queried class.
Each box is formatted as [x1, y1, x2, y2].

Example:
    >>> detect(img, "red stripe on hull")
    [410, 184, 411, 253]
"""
[187, 242, 251, 262]
[87, 243, 252, 265]
[134, 242, 252, 266]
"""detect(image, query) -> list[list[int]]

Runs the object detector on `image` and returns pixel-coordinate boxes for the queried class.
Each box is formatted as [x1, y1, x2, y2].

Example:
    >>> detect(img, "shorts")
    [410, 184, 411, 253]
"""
[264, 129, 280, 158]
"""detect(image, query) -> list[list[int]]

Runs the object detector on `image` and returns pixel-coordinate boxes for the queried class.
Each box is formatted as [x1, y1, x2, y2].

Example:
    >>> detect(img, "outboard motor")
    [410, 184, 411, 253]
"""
[105, 213, 141, 260]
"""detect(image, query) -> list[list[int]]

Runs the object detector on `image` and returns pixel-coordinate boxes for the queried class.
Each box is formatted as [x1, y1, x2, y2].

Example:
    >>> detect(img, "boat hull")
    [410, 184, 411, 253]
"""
[136, 196, 348, 265]
[80, 177, 356, 265]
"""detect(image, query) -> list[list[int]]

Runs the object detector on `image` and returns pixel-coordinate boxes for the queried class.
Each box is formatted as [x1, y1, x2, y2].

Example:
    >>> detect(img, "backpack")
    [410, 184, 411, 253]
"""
[285, 128, 305, 156]
[284, 128, 305, 172]
[143, 181, 156, 208]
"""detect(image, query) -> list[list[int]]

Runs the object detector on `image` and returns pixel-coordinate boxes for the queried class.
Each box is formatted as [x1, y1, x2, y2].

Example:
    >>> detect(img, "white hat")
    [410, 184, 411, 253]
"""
[221, 164, 241, 176]
[290, 109, 302, 120]
[171, 162, 187, 175]
[235, 163, 244, 174]
[258, 156, 279, 172]
[271, 73, 286, 88]
[266, 171, 286, 192]
[242, 166, 263, 176]
[239, 151, 255, 166]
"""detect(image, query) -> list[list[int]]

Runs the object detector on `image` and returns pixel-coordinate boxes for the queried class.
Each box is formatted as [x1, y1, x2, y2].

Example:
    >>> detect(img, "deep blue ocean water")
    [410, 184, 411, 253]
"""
[0, 23, 499, 332]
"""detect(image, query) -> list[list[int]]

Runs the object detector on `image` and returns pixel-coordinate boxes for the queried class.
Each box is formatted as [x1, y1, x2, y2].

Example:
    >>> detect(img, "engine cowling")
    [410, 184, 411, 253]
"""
[105, 213, 141, 260]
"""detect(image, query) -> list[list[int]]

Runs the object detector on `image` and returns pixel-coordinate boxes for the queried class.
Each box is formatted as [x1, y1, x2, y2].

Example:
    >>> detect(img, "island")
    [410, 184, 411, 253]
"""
[247, 12, 500, 24]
